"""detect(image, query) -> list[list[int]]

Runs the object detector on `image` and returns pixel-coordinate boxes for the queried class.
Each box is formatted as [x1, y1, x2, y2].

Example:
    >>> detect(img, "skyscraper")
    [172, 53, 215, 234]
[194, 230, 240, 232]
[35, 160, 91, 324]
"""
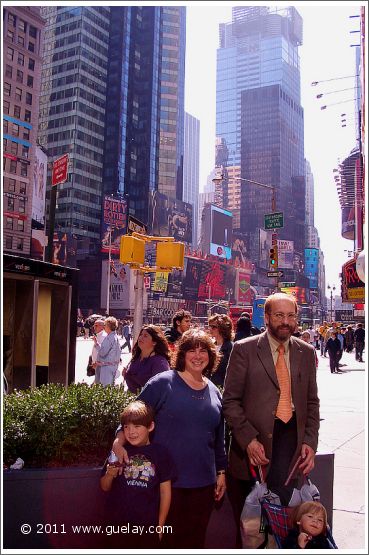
[103, 5, 186, 225]
[3, 6, 45, 256]
[183, 112, 200, 246]
[216, 6, 306, 270]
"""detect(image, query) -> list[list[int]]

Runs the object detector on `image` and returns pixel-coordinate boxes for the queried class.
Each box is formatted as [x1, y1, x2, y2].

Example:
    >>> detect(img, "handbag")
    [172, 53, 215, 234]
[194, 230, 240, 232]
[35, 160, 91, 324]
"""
[86, 355, 95, 377]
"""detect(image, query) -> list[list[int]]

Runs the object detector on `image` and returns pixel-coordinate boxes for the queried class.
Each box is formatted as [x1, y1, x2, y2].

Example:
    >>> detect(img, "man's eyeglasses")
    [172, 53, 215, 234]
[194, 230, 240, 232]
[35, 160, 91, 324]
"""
[271, 313, 297, 321]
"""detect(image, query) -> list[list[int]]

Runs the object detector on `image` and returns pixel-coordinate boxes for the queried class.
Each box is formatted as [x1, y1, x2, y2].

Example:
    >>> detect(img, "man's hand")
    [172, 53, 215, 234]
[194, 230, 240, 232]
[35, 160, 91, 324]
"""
[246, 438, 269, 467]
[299, 443, 315, 475]
[214, 473, 226, 501]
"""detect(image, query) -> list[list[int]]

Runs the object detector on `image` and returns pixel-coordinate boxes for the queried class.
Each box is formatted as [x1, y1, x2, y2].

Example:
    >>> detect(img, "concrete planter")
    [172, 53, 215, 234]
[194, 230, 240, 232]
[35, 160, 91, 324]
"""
[3, 466, 107, 549]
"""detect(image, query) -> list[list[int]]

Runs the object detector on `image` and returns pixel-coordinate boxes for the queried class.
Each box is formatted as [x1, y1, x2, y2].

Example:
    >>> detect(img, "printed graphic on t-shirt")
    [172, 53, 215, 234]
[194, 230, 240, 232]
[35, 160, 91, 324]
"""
[124, 454, 156, 487]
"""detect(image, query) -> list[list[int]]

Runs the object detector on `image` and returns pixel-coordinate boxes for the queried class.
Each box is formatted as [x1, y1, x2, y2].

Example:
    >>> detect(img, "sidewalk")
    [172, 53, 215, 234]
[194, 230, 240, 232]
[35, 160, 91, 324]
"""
[315, 349, 366, 549]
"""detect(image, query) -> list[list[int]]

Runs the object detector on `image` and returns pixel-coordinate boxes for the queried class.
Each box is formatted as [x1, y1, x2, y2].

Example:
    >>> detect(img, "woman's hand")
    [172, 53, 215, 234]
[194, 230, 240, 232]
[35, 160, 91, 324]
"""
[214, 473, 226, 501]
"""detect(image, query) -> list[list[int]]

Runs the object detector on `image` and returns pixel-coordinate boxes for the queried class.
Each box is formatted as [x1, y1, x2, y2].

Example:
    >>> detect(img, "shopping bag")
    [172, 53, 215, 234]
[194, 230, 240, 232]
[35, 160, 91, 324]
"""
[86, 355, 95, 376]
[284, 456, 321, 506]
[240, 466, 281, 549]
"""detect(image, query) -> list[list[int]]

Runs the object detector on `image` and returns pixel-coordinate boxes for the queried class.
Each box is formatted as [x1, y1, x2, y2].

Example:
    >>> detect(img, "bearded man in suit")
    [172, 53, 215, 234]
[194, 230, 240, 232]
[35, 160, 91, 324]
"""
[222, 293, 320, 546]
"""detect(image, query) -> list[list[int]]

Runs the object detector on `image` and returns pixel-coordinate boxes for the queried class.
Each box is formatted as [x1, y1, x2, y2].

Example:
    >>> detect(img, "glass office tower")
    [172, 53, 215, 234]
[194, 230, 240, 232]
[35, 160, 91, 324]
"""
[103, 5, 186, 225]
[216, 6, 306, 265]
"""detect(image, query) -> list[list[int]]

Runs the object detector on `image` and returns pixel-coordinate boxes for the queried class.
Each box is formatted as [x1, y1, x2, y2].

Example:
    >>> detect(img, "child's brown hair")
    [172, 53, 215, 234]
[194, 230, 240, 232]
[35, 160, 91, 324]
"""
[120, 400, 155, 428]
[293, 501, 328, 534]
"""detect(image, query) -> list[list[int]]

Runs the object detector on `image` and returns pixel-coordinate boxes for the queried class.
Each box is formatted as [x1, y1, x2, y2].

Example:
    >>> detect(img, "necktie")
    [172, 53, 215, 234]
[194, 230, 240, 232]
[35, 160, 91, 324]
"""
[275, 344, 292, 423]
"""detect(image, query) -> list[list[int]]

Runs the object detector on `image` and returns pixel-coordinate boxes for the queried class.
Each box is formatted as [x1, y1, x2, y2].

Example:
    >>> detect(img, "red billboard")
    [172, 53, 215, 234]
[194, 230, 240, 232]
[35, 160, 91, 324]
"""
[52, 154, 69, 186]
[101, 195, 128, 254]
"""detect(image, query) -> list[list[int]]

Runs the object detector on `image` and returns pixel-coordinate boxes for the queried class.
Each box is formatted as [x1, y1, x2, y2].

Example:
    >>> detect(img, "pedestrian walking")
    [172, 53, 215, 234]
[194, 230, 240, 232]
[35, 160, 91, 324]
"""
[121, 320, 132, 353]
[354, 323, 365, 362]
[91, 318, 107, 384]
[325, 331, 342, 373]
[93, 317, 121, 386]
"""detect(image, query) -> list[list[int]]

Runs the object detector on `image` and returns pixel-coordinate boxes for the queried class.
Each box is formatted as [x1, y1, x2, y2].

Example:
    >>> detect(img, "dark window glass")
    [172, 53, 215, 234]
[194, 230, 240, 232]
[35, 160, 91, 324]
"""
[28, 58, 35, 71]
[28, 41, 35, 52]
[29, 25, 37, 38]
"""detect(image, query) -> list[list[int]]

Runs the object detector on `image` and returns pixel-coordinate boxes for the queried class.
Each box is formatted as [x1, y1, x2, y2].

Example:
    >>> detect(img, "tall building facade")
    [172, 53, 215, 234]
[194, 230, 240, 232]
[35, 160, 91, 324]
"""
[183, 112, 200, 246]
[3, 6, 45, 256]
[103, 5, 186, 225]
[38, 6, 110, 245]
[216, 6, 306, 269]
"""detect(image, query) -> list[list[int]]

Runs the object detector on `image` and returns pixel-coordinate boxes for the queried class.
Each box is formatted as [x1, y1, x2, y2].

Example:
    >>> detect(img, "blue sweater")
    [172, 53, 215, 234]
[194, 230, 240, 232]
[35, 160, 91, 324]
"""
[138, 370, 227, 488]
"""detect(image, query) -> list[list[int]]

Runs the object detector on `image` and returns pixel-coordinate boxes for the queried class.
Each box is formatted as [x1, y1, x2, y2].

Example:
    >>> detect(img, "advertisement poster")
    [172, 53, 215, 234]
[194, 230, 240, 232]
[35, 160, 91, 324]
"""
[101, 196, 128, 254]
[259, 229, 273, 269]
[304, 248, 319, 289]
[52, 232, 77, 267]
[182, 258, 202, 300]
[32, 146, 47, 226]
[210, 205, 232, 260]
[237, 270, 252, 304]
[277, 239, 294, 269]
[100, 260, 133, 310]
[167, 267, 184, 299]
[198, 260, 226, 301]
[231, 232, 249, 267]
[280, 286, 309, 305]
[150, 191, 193, 243]
[152, 272, 169, 293]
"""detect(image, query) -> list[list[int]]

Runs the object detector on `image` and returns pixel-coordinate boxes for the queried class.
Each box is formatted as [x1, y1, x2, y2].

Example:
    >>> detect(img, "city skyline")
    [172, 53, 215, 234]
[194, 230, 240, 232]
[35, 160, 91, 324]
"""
[185, 1, 362, 294]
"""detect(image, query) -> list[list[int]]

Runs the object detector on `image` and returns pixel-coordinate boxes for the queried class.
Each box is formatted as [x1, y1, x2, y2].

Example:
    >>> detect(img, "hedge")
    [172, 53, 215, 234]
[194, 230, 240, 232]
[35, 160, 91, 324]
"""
[3, 383, 135, 468]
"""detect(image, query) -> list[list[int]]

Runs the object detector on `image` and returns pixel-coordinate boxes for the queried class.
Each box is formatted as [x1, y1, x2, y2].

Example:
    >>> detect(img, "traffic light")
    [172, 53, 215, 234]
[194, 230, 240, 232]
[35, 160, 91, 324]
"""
[120, 235, 145, 265]
[269, 245, 278, 267]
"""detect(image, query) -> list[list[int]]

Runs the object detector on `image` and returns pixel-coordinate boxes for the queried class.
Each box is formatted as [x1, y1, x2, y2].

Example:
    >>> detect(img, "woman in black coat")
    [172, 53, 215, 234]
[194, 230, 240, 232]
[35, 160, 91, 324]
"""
[325, 331, 342, 374]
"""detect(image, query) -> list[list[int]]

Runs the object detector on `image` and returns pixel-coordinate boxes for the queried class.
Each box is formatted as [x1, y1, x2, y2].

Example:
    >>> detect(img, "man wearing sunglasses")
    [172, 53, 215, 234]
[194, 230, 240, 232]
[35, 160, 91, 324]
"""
[223, 293, 320, 546]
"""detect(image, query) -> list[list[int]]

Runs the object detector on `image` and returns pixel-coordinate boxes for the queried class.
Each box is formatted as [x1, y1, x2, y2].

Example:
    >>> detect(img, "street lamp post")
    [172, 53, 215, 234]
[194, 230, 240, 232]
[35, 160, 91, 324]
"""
[327, 284, 336, 322]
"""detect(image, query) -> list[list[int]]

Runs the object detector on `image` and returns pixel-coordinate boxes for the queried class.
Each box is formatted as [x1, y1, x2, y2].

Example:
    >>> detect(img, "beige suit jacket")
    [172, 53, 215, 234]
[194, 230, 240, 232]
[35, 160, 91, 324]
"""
[222, 331, 320, 481]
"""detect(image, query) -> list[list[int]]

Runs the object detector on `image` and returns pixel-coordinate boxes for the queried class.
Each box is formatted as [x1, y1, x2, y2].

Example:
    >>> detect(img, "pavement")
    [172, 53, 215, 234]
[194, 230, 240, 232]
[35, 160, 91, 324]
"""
[74, 339, 366, 550]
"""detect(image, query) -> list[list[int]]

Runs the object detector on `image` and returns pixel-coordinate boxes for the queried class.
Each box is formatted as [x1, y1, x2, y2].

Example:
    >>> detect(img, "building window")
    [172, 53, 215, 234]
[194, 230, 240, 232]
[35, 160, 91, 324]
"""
[18, 52, 24, 65]
[23, 129, 30, 140]
[17, 35, 25, 47]
[16, 238, 24, 251]
[7, 29, 15, 41]
[8, 178, 16, 192]
[18, 219, 25, 232]
[22, 146, 29, 158]
[6, 217, 14, 230]
[27, 75, 34, 87]
[7, 47, 14, 61]
[19, 19, 27, 32]
[4, 82, 11, 96]
[4, 100, 10, 114]
[8, 12, 16, 26]
[26, 92, 32, 105]
[24, 110, 31, 123]
[5, 236, 13, 250]
[19, 182, 27, 195]
[5, 64, 13, 78]
[28, 58, 35, 71]
[7, 197, 15, 210]
[13, 105, 21, 118]
[28, 41, 35, 53]
[15, 87, 22, 101]
[16, 69, 23, 83]
[19, 199, 26, 213]
[4, 120, 9, 133]
[11, 123, 20, 136]
[20, 163, 28, 177]
[9, 160, 17, 174]
[10, 142, 18, 155]
[29, 25, 37, 38]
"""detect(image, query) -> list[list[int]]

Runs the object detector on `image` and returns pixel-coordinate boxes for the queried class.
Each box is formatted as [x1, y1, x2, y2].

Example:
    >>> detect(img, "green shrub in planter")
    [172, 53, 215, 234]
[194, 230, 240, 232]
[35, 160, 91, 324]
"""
[3, 383, 135, 468]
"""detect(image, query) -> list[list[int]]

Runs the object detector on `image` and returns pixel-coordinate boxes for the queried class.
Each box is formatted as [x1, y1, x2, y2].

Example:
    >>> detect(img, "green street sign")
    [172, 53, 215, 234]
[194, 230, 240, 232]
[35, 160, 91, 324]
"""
[264, 212, 284, 230]
[279, 281, 296, 288]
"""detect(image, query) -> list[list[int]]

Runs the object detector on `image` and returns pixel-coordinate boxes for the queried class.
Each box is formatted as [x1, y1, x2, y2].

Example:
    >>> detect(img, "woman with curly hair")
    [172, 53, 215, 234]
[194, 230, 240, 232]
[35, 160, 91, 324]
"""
[208, 313, 234, 387]
[123, 325, 170, 393]
[113, 328, 227, 549]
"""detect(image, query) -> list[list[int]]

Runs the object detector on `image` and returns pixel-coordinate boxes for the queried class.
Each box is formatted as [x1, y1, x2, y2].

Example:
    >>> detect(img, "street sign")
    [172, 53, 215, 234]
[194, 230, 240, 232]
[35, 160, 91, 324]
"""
[52, 154, 69, 186]
[267, 271, 283, 278]
[264, 211, 284, 230]
[128, 215, 147, 235]
[279, 281, 296, 287]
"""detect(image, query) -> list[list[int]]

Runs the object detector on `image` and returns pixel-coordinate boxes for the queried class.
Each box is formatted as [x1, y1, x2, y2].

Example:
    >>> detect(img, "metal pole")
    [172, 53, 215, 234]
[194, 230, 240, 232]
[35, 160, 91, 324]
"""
[106, 227, 112, 315]
[46, 184, 57, 263]
[133, 270, 144, 344]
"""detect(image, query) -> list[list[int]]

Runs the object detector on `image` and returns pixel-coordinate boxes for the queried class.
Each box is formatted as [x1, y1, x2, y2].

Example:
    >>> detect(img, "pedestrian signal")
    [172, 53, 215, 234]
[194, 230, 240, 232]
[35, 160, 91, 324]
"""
[120, 235, 145, 265]
[269, 246, 278, 267]
[156, 241, 185, 269]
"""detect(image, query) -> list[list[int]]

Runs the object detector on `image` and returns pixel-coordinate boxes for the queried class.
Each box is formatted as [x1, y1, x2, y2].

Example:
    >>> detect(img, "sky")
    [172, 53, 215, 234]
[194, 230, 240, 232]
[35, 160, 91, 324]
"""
[184, 0, 364, 295]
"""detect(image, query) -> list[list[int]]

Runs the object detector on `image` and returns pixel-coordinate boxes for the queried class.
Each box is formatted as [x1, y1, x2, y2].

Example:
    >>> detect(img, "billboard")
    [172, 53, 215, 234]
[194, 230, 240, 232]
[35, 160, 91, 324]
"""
[101, 196, 128, 254]
[210, 205, 232, 260]
[182, 257, 202, 300]
[100, 260, 137, 310]
[197, 260, 229, 301]
[259, 229, 273, 269]
[152, 272, 169, 293]
[237, 270, 253, 304]
[167, 267, 184, 299]
[231, 232, 249, 267]
[32, 146, 47, 226]
[304, 248, 319, 289]
[280, 286, 309, 305]
[341, 258, 365, 302]
[51, 232, 77, 267]
[277, 239, 294, 269]
[150, 191, 192, 243]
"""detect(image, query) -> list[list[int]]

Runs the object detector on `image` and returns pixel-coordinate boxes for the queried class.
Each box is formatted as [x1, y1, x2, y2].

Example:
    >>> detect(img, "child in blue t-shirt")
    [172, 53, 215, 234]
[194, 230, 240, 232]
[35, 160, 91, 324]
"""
[100, 400, 175, 548]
